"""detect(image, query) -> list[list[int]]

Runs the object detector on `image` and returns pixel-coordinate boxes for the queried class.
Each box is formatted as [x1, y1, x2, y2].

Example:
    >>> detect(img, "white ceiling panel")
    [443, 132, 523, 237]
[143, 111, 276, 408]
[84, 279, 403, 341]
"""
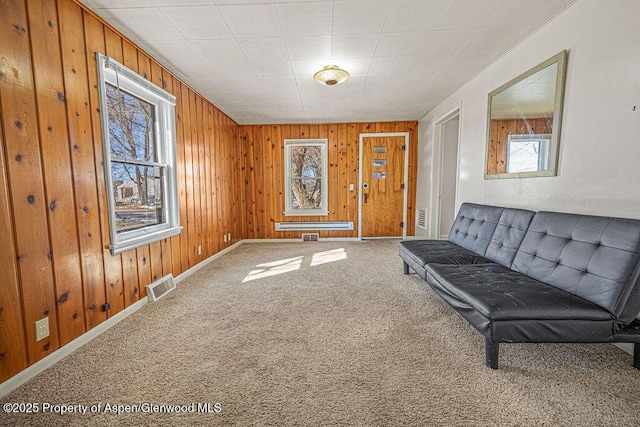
[487, 0, 574, 26]
[173, 61, 224, 81]
[275, 2, 333, 36]
[211, 62, 257, 79]
[106, 8, 183, 41]
[286, 36, 332, 60]
[332, 0, 390, 35]
[262, 78, 299, 92]
[368, 56, 418, 76]
[144, 40, 205, 65]
[384, 0, 451, 33]
[190, 39, 246, 61]
[237, 38, 289, 61]
[235, 91, 271, 103]
[160, 6, 231, 39]
[86, 0, 578, 124]
[268, 90, 302, 102]
[213, 0, 271, 4]
[224, 78, 265, 92]
[191, 78, 233, 93]
[91, 0, 154, 8]
[435, 0, 506, 30]
[208, 91, 245, 104]
[153, 0, 214, 6]
[331, 34, 379, 59]
[252, 61, 295, 79]
[217, 4, 281, 38]
[462, 26, 538, 56]
[375, 29, 476, 57]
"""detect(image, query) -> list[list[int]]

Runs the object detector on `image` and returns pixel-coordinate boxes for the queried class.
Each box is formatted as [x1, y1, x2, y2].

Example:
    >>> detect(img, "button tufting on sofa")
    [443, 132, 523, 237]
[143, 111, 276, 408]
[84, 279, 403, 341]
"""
[399, 203, 640, 370]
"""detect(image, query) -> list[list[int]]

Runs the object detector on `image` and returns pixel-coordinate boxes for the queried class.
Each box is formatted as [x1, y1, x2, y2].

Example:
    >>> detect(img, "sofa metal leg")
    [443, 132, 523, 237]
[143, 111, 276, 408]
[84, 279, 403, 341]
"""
[485, 337, 499, 369]
[403, 261, 409, 275]
[634, 343, 640, 370]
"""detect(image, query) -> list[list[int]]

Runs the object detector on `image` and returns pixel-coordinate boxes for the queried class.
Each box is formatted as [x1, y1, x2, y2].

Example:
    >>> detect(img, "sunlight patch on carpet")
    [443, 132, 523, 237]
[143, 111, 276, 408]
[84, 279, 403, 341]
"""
[242, 256, 303, 282]
[310, 248, 347, 267]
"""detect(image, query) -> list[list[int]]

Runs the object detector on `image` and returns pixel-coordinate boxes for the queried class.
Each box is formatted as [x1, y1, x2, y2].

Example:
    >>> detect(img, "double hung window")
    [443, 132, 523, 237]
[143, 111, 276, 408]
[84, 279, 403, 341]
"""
[97, 53, 180, 254]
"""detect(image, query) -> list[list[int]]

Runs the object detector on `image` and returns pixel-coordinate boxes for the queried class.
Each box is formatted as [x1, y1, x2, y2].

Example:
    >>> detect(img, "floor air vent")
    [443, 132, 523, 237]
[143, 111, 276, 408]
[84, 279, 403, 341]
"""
[302, 233, 319, 242]
[147, 274, 176, 302]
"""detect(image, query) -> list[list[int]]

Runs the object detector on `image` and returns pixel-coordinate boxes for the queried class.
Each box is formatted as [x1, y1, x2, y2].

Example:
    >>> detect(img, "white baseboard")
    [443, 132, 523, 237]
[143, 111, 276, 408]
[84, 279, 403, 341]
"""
[0, 240, 245, 398]
[0, 298, 147, 398]
[243, 238, 302, 243]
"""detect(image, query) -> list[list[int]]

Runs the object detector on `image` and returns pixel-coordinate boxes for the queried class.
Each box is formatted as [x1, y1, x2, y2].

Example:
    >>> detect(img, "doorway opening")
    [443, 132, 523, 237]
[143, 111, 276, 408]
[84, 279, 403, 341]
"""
[432, 108, 461, 239]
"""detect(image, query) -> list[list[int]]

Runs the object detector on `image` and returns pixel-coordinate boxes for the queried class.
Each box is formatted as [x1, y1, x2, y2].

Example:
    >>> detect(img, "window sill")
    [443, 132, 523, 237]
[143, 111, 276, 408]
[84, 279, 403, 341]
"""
[109, 225, 182, 255]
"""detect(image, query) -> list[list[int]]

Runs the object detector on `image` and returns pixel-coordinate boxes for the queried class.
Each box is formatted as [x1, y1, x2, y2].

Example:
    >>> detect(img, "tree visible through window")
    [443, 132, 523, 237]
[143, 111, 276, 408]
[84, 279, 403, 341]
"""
[106, 84, 163, 232]
[97, 53, 180, 254]
[506, 134, 551, 173]
[285, 140, 328, 215]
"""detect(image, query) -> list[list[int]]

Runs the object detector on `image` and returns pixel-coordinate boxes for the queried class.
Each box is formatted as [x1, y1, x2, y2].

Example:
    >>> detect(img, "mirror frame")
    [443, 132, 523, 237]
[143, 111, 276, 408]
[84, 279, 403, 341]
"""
[485, 50, 568, 179]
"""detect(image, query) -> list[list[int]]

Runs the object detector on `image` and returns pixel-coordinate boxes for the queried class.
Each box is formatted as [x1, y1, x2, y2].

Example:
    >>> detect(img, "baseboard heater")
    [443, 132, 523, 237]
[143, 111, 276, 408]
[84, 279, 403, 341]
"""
[275, 221, 354, 231]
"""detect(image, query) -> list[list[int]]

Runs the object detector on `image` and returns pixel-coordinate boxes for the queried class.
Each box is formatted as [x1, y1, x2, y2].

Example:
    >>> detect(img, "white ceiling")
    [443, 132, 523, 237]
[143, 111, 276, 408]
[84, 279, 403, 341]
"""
[81, 0, 577, 124]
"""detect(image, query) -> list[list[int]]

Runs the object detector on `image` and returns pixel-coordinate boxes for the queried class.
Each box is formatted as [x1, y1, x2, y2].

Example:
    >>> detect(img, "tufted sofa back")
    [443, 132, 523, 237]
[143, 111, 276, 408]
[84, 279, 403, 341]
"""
[484, 208, 536, 268]
[511, 211, 640, 321]
[448, 203, 504, 256]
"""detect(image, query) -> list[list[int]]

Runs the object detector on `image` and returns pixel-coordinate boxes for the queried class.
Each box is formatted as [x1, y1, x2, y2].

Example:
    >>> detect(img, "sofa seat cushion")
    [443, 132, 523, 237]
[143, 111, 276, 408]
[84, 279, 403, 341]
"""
[426, 263, 615, 322]
[399, 240, 489, 267]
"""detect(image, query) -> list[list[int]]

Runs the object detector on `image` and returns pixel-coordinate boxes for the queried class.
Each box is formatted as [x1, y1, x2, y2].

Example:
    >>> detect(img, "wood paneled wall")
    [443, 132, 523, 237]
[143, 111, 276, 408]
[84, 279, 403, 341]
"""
[487, 118, 553, 174]
[240, 122, 418, 239]
[0, 0, 245, 383]
[0, 0, 420, 385]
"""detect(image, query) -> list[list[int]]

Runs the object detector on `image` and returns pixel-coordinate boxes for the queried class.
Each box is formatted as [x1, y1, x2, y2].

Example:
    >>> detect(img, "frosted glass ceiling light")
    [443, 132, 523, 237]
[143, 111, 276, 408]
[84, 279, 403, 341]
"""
[313, 65, 350, 86]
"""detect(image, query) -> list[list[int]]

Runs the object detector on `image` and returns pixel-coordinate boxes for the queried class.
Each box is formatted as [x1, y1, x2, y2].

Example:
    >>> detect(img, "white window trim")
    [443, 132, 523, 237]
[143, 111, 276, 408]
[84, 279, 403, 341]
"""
[96, 53, 181, 255]
[506, 133, 551, 173]
[284, 139, 328, 216]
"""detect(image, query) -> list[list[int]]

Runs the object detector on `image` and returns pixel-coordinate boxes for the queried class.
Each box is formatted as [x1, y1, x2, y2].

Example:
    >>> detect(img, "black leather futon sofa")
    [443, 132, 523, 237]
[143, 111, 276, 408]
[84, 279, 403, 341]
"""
[400, 203, 640, 369]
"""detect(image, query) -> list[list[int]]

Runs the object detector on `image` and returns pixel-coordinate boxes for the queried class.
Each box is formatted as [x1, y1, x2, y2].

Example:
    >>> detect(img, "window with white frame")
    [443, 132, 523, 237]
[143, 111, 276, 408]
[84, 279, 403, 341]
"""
[506, 134, 551, 173]
[284, 139, 328, 216]
[97, 53, 181, 255]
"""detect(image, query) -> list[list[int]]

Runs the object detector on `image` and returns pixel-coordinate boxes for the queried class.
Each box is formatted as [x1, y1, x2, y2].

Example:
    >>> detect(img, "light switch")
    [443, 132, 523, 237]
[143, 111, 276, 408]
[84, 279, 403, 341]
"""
[349, 183, 354, 191]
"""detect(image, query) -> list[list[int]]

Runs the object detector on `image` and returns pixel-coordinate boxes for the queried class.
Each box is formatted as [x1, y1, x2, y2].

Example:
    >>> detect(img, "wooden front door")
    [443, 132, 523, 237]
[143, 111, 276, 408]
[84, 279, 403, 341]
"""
[361, 136, 406, 238]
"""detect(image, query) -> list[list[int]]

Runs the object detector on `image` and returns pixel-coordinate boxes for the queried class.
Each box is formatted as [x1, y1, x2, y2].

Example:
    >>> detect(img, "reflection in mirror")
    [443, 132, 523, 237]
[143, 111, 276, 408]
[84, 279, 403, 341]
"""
[506, 134, 550, 173]
[485, 51, 567, 179]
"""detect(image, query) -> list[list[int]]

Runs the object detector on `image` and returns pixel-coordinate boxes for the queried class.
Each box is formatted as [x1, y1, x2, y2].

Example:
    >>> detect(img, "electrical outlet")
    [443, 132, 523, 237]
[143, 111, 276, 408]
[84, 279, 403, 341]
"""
[223, 234, 227, 242]
[197, 245, 202, 255]
[228, 233, 231, 241]
[35, 317, 49, 342]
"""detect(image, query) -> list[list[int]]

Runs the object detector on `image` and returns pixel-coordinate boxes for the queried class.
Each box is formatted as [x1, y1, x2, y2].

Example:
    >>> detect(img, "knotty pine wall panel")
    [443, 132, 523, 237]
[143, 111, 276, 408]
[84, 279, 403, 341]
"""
[240, 121, 418, 239]
[0, 0, 245, 383]
[0, 0, 61, 366]
[28, 0, 86, 345]
[487, 118, 553, 175]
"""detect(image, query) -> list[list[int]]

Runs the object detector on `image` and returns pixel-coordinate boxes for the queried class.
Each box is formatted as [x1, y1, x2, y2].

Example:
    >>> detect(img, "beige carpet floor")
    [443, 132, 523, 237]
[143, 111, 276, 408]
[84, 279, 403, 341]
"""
[2, 240, 640, 426]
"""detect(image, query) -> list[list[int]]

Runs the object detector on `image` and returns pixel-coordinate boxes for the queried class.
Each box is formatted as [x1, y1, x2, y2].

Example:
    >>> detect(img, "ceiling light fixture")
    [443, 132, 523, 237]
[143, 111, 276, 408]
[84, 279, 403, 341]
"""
[313, 65, 350, 86]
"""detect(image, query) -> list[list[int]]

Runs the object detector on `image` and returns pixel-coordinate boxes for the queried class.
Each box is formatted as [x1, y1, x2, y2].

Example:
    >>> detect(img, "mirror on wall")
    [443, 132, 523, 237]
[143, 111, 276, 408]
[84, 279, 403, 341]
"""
[485, 50, 568, 179]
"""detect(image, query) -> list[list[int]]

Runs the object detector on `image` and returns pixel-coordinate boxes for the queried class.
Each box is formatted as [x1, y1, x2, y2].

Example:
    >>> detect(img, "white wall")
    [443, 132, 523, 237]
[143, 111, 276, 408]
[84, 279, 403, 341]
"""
[417, 0, 640, 237]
